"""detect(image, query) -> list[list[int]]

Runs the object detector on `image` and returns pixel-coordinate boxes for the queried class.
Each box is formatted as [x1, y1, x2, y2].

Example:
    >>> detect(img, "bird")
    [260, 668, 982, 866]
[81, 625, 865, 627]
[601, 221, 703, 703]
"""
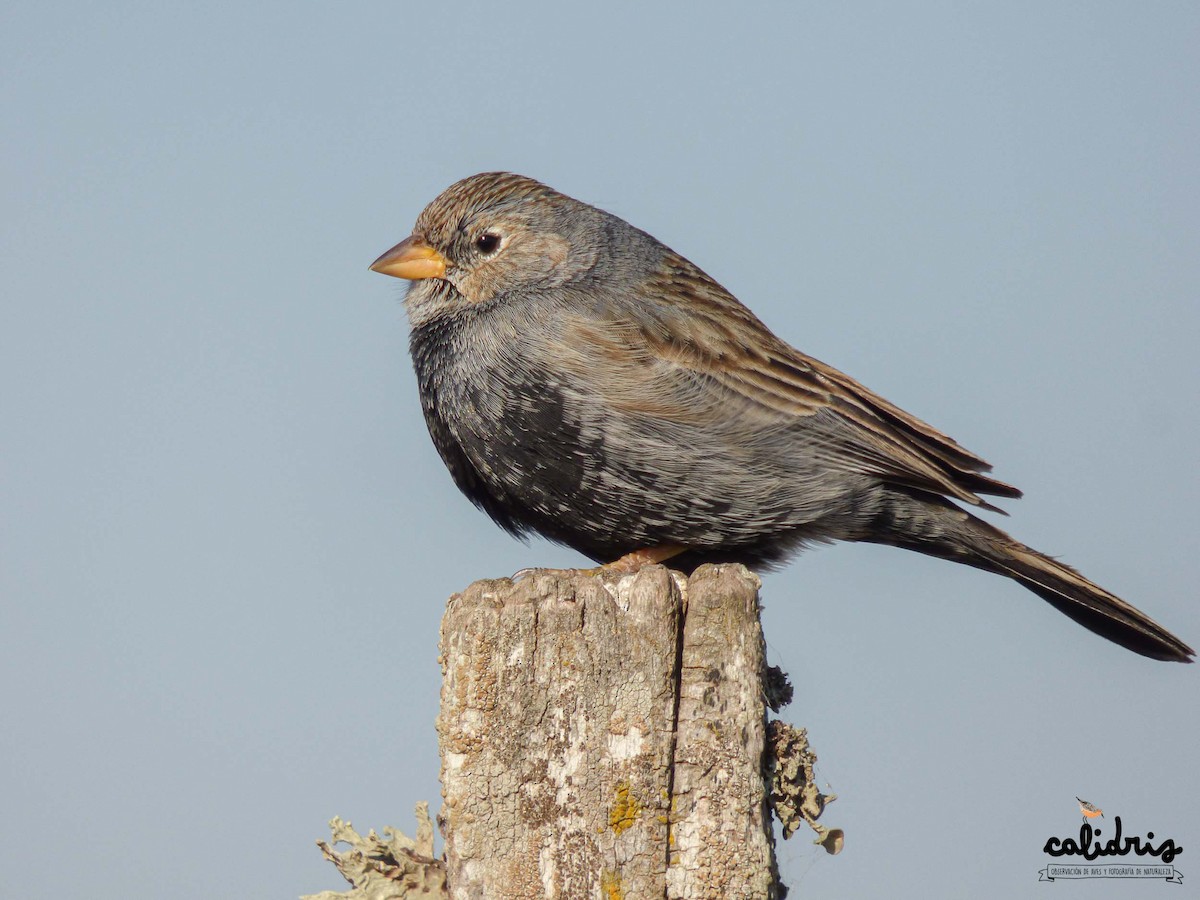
[1076, 797, 1104, 821]
[369, 172, 1193, 663]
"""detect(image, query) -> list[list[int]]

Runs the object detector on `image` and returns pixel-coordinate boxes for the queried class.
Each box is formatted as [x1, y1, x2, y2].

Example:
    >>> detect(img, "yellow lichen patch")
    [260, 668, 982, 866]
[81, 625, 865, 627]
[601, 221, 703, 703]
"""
[600, 870, 624, 900]
[608, 781, 641, 835]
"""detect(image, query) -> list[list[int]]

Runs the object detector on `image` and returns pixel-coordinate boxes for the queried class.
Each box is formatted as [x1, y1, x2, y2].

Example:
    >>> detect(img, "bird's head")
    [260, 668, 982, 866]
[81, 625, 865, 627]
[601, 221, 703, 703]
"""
[370, 172, 605, 325]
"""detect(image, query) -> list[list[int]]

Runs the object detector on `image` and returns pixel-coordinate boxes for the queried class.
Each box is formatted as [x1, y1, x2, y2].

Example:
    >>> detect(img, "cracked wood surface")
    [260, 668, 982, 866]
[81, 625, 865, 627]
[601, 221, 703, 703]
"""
[438, 564, 777, 900]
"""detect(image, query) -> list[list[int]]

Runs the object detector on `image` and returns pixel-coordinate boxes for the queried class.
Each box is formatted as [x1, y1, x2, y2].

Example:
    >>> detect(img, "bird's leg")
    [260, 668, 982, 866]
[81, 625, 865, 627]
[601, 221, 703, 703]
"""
[512, 545, 686, 581]
[601, 544, 686, 573]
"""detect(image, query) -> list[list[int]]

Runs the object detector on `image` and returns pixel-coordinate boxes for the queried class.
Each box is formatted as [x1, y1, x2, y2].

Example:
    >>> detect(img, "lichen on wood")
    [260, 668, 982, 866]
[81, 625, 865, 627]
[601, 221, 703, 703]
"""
[766, 722, 843, 855]
[303, 806, 447, 900]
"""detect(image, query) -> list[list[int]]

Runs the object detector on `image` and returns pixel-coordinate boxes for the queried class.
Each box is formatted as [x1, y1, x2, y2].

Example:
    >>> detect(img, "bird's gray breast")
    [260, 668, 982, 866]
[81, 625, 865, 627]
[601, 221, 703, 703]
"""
[408, 298, 613, 545]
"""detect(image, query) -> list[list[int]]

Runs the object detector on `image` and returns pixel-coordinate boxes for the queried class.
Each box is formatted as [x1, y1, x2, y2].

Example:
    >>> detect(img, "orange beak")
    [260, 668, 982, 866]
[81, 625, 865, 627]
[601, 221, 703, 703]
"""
[369, 235, 449, 280]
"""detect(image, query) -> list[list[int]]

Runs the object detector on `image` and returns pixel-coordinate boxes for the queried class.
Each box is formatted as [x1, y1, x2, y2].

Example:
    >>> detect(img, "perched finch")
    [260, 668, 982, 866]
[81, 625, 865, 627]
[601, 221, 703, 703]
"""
[370, 172, 1192, 663]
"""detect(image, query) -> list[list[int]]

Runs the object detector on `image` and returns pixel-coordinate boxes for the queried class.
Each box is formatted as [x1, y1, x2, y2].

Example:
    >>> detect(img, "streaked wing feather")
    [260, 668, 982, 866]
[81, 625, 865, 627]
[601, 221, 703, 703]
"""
[574, 252, 1022, 510]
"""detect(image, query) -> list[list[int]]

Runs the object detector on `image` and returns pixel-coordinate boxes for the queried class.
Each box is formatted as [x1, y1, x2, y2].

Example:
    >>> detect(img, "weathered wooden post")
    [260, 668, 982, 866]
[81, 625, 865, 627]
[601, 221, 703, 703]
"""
[307, 564, 839, 900]
[439, 564, 775, 898]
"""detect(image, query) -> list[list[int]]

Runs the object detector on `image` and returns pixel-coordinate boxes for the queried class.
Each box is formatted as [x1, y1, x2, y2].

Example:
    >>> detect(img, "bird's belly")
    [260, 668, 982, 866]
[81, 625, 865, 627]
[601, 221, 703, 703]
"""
[430, 368, 875, 561]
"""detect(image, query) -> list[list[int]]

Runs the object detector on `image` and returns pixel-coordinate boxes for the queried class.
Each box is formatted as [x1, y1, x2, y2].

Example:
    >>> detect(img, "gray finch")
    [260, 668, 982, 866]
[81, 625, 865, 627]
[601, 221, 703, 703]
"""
[370, 172, 1193, 663]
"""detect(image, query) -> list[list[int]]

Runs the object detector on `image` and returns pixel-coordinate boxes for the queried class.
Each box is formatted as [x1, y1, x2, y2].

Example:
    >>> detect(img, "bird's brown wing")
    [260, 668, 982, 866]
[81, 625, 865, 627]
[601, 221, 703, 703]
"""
[562, 252, 1021, 511]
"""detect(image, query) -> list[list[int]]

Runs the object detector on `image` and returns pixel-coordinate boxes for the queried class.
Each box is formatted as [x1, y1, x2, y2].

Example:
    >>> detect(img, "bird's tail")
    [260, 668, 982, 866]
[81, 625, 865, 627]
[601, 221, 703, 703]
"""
[864, 488, 1194, 663]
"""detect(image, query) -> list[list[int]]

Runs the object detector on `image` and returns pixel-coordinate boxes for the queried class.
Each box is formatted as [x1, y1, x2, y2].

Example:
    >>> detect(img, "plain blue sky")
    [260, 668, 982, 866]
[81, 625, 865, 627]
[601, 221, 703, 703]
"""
[3, 3, 1197, 898]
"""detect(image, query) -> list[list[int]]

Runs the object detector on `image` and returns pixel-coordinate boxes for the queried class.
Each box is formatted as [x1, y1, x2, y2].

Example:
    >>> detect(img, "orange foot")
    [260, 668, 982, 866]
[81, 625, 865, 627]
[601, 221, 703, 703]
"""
[512, 545, 688, 581]
[602, 544, 687, 574]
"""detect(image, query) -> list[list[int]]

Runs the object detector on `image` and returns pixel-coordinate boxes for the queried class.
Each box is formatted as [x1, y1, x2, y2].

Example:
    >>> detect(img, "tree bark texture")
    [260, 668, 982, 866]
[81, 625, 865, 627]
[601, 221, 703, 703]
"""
[437, 564, 778, 900]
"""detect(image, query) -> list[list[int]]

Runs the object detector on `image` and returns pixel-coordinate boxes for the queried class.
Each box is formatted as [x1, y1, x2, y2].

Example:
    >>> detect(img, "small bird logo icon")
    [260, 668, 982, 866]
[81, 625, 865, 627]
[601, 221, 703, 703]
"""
[1077, 797, 1104, 821]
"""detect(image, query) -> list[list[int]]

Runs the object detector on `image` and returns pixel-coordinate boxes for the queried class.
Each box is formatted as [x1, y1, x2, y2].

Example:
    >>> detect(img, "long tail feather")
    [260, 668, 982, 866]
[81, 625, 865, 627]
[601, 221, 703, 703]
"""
[866, 488, 1194, 662]
[994, 543, 1193, 662]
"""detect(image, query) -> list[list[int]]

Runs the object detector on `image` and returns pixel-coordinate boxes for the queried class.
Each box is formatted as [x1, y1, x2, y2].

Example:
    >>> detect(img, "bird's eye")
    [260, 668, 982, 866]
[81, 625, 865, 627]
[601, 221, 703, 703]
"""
[473, 232, 502, 255]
